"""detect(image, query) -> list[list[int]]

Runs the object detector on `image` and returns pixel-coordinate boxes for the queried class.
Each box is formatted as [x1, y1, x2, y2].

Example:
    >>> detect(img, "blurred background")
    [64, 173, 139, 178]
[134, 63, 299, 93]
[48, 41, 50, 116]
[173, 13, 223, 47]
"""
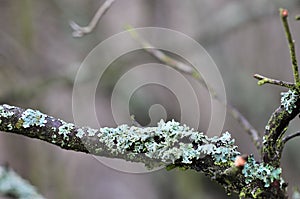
[1, 0, 300, 198]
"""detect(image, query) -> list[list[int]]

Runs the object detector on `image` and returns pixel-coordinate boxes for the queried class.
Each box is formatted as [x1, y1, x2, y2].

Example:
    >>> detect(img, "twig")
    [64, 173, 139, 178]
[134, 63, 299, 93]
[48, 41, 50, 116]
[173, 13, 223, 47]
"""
[70, 0, 115, 37]
[253, 74, 294, 88]
[130, 115, 142, 127]
[0, 166, 45, 199]
[283, 131, 300, 144]
[226, 103, 261, 149]
[126, 27, 261, 150]
[280, 8, 300, 85]
[125, 26, 198, 76]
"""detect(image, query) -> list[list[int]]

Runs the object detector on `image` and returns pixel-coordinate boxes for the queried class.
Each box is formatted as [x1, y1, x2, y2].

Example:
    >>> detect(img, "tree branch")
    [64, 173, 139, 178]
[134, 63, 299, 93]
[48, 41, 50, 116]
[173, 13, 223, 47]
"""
[253, 74, 294, 88]
[283, 131, 300, 144]
[280, 8, 300, 85]
[262, 94, 300, 167]
[259, 9, 300, 168]
[0, 104, 287, 198]
[69, 0, 115, 37]
[126, 27, 262, 150]
[0, 165, 45, 199]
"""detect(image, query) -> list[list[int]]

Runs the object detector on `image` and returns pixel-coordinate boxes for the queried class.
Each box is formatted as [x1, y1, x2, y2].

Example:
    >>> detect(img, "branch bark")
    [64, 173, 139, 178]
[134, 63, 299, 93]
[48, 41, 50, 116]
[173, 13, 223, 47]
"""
[0, 104, 287, 198]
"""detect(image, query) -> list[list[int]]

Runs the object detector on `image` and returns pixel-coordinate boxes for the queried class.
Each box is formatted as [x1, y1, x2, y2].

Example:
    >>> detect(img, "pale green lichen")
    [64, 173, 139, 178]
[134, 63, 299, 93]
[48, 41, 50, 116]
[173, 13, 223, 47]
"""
[87, 128, 97, 136]
[58, 123, 74, 140]
[0, 105, 14, 118]
[242, 156, 284, 188]
[265, 125, 270, 131]
[20, 109, 47, 128]
[0, 166, 45, 199]
[7, 124, 13, 130]
[76, 128, 85, 138]
[281, 89, 298, 113]
[98, 120, 239, 168]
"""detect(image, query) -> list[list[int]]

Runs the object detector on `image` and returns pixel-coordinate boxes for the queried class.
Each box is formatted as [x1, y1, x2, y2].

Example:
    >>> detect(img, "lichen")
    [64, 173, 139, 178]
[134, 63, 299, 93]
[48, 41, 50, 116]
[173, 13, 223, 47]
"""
[97, 120, 239, 168]
[281, 89, 298, 113]
[76, 128, 85, 138]
[0, 105, 14, 118]
[58, 122, 74, 140]
[265, 125, 270, 131]
[0, 166, 45, 199]
[7, 124, 13, 130]
[242, 156, 284, 188]
[19, 109, 47, 128]
[87, 128, 97, 136]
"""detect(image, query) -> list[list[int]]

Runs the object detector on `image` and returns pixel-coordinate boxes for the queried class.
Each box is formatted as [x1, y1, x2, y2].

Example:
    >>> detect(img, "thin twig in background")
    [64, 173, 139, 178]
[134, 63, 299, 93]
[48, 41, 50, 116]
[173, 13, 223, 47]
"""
[253, 74, 294, 88]
[125, 27, 262, 150]
[70, 0, 115, 37]
[283, 131, 300, 144]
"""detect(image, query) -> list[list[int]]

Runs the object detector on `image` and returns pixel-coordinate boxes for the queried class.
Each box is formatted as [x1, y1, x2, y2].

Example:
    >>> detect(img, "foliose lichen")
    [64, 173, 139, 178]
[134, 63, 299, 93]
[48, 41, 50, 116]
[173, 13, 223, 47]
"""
[58, 122, 74, 140]
[98, 119, 239, 168]
[87, 128, 97, 136]
[0, 105, 14, 118]
[281, 89, 298, 114]
[242, 155, 284, 188]
[20, 109, 47, 128]
[76, 128, 85, 138]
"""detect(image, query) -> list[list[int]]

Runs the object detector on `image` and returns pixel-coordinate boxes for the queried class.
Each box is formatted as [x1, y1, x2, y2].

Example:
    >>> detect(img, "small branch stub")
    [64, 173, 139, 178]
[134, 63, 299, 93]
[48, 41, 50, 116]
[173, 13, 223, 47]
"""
[253, 74, 294, 88]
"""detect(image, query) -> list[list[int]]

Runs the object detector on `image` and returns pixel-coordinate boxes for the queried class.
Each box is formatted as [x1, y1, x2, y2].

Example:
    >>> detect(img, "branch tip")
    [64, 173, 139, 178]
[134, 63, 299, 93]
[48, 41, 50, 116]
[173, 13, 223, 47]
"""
[280, 8, 300, 85]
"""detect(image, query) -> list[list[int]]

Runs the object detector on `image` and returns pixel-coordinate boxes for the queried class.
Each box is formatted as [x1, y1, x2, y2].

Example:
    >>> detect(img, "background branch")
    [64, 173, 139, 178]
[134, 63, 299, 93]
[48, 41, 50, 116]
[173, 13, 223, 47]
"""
[283, 131, 300, 144]
[0, 165, 45, 199]
[126, 27, 262, 150]
[69, 0, 115, 37]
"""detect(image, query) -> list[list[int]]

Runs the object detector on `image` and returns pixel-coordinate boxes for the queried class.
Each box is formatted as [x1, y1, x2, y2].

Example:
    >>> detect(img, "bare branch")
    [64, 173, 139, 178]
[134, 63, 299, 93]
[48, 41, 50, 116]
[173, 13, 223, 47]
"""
[70, 0, 115, 37]
[226, 103, 261, 149]
[253, 74, 294, 88]
[280, 8, 300, 85]
[283, 131, 300, 144]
